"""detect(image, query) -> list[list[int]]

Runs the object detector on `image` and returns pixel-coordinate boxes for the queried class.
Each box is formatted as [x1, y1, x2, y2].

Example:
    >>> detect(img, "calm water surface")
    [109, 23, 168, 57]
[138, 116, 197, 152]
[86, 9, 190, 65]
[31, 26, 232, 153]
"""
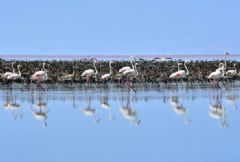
[0, 86, 240, 162]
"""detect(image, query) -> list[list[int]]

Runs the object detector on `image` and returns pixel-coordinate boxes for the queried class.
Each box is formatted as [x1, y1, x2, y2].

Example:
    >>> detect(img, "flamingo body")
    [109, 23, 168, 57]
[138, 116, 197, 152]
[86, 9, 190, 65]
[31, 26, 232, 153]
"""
[81, 69, 95, 77]
[169, 70, 187, 79]
[31, 71, 48, 81]
[101, 73, 111, 80]
[3, 72, 13, 79]
[208, 70, 223, 79]
[226, 70, 237, 76]
[119, 66, 131, 73]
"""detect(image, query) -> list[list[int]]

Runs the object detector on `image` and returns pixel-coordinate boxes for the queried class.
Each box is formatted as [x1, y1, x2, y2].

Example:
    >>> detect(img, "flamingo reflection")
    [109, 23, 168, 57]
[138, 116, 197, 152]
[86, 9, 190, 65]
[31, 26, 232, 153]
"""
[208, 91, 228, 128]
[169, 96, 191, 124]
[119, 92, 141, 126]
[101, 93, 115, 121]
[81, 95, 100, 123]
[226, 95, 238, 110]
[3, 91, 23, 120]
[31, 91, 49, 127]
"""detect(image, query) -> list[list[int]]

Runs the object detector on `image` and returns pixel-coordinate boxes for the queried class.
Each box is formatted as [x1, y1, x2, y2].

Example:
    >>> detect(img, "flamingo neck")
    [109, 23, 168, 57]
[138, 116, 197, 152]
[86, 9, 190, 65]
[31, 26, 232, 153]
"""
[43, 62, 46, 71]
[134, 63, 139, 76]
[17, 66, 21, 76]
[224, 60, 227, 71]
[184, 63, 189, 75]
[94, 61, 98, 75]
[130, 59, 134, 69]
[73, 67, 75, 75]
[12, 62, 15, 73]
[234, 64, 237, 72]
[109, 62, 112, 75]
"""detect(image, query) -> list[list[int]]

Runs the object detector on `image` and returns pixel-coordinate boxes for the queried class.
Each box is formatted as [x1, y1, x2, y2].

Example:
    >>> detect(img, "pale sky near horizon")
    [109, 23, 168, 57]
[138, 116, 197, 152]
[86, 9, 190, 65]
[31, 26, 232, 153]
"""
[0, 0, 239, 55]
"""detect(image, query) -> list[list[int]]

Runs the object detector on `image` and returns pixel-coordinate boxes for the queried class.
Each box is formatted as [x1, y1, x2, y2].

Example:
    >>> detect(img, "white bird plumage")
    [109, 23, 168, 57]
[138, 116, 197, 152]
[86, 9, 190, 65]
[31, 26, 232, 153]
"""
[2, 62, 16, 79]
[208, 63, 225, 79]
[7, 65, 22, 80]
[31, 62, 48, 81]
[101, 61, 113, 80]
[226, 63, 237, 76]
[169, 63, 189, 79]
[81, 59, 98, 83]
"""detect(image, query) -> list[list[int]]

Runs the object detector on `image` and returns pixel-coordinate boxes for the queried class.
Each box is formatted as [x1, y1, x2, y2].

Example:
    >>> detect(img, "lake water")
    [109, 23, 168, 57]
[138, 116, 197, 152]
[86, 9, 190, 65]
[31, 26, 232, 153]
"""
[0, 86, 240, 162]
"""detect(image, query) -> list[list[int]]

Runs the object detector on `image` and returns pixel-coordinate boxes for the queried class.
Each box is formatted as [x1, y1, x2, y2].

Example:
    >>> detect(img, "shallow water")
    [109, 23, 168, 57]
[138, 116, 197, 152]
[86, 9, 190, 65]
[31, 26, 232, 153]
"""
[0, 87, 240, 162]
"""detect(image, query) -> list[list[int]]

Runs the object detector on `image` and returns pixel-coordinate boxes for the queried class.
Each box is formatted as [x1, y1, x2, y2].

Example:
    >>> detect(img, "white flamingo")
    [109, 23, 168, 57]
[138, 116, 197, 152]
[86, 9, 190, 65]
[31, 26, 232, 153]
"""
[2, 62, 16, 79]
[81, 59, 98, 84]
[226, 63, 237, 77]
[60, 66, 76, 81]
[7, 65, 22, 80]
[169, 62, 189, 79]
[208, 63, 225, 85]
[101, 61, 113, 81]
[122, 59, 138, 91]
[30, 62, 48, 82]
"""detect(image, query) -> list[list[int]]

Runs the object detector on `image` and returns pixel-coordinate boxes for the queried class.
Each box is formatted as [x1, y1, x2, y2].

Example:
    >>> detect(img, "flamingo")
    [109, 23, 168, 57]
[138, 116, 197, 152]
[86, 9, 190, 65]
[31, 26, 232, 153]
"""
[7, 65, 22, 80]
[101, 61, 113, 81]
[226, 63, 237, 77]
[118, 57, 136, 82]
[30, 62, 48, 81]
[60, 66, 76, 82]
[208, 63, 225, 86]
[81, 59, 98, 84]
[2, 62, 16, 79]
[122, 58, 139, 91]
[169, 62, 189, 79]
[30, 62, 48, 90]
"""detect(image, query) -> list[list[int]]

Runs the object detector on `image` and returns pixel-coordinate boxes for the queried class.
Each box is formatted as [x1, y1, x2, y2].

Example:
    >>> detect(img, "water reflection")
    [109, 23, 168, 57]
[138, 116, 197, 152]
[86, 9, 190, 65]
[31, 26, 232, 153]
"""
[208, 90, 228, 128]
[81, 95, 100, 123]
[0, 87, 239, 128]
[101, 91, 115, 121]
[119, 92, 141, 126]
[30, 91, 49, 127]
[169, 96, 191, 124]
[3, 91, 23, 120]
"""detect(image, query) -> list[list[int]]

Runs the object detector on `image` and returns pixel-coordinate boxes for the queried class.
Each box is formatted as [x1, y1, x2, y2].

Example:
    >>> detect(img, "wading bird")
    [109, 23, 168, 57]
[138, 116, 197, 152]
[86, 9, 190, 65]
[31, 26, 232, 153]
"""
[81, 59, 98, 84]
[169, 62, 189, 79]
[30, 62, 48, 82]
[101, 61, 113, 81]
[208, 63, 225, 86]
[7, 65, 22, 81]
[30, 62, 48, 90]
[226, 63, 237, 77]
[2, 62, 16, 79]
[59, 66, 76, 82]
[122, 57, 139, 91]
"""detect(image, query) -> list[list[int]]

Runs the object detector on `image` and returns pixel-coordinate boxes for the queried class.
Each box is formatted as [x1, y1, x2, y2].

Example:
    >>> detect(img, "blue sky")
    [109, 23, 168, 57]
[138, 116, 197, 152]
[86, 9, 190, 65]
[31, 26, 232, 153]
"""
[0, 0, 239, 55]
